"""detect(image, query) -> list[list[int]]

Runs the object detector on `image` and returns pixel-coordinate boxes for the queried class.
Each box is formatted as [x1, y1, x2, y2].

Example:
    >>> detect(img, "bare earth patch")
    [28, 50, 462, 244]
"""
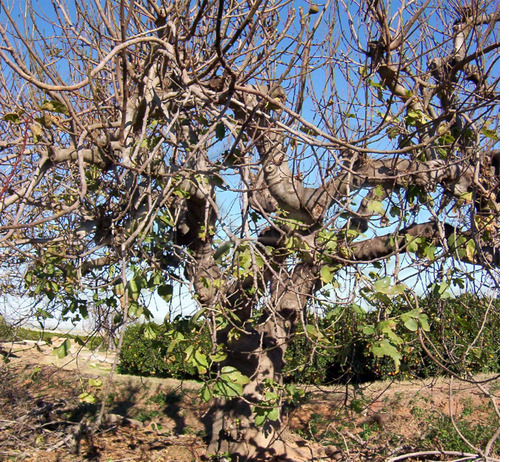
[0, 341, 499, 461]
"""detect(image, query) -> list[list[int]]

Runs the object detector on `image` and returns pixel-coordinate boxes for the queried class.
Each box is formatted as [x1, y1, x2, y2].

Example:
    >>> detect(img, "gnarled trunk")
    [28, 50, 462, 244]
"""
[206, 318, 285, 460]
[205, 265, 320, 461]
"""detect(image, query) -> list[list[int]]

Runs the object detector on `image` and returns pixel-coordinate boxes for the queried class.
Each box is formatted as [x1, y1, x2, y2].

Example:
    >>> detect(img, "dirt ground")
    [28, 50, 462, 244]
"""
[0, 339, 500, 461]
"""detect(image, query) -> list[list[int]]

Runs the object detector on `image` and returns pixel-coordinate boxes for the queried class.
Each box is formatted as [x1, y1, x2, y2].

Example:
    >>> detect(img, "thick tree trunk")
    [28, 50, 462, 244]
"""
[205, 265, 320, 461]
[205, 315, 286, 460]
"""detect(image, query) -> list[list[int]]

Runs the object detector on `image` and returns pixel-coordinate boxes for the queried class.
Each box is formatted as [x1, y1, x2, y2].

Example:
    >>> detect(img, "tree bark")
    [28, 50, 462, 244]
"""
[206, 264, 319, 461]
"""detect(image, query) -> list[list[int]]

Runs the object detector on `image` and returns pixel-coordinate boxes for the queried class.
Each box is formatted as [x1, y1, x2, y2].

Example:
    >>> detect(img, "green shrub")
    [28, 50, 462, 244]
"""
[283, 305, 375, 384]
[86, 335, 106, 351]
[115, 294, 499, 384]
[284, 294, 499, 384]
[0, 315, 13, 341]
[117, 319, 210, 379]
[362, 294, 500, 381]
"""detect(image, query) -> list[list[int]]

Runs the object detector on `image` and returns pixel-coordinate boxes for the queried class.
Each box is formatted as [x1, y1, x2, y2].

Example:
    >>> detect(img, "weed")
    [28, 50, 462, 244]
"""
[489, 380, 500, 393]
[135, 408, 161, 423]
[182, 426, 195, 435]
[359, 421, 381, 439]
[410, 405, 425, 418]
[148, 390, 182, 406]
[462, 397, 474, 416]
[423, 412, 499, 454]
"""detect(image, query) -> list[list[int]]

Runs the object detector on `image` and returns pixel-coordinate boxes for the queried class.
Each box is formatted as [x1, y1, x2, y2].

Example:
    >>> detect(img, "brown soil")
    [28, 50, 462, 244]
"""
[0, 340, 500, 461]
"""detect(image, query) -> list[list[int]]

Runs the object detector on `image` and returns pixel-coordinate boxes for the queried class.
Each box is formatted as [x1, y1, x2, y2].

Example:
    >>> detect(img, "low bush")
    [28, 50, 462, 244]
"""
[117, 319, 209, 379]
[5, 292, 498, 385]
[284, 294, 499, 384]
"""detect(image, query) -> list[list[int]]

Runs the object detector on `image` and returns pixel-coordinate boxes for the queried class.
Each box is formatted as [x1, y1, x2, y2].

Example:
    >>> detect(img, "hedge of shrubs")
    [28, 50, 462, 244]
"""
[116, 294, 500, 384]
[117, 316, 210, 379]
[284, 293, 500, 384]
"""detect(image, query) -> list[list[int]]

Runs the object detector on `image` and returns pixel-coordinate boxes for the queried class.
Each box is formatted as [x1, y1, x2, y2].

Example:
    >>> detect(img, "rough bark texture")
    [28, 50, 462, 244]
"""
[206, 264, 319, 460]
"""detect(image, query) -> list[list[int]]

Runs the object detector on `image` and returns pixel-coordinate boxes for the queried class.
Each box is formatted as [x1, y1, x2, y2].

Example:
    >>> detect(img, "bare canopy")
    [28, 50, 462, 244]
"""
[0, 0, 499, 459]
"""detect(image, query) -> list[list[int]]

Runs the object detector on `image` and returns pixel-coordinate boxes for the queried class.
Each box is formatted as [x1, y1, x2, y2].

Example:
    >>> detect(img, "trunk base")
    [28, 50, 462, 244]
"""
[205, 426, 329, 461]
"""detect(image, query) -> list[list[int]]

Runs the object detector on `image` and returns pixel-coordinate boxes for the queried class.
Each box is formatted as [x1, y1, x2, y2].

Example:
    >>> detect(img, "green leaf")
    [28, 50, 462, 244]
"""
[362, 325, 375, 335]
[405, 234, 419, 253]
[455, 315, 473, 331]
[419, 314, 430, 332]
[285, 384, 305, 402]
[305, 324, 325, 340]
[157, 284, 173, 302]
[88, 378, 103, 388]
[253, 404, 280, 425]
[320, 265, 334, 284]
[373, 185, 385, 198]
[387, 127, 400, 140]
[237, 249, 252, 271]
[404, 318, 419, 331]
[210, 350, 227, 362]
[213, 242, 232, 261]
[41, 100, 69, 115]
[53, 339, 71, 359]
[3, 112, 22, 124]
[220, 366, 250, 385]
[35, 114, 56, 128]
[254, 410, 267, 426]
[144, 324, 158, 340]
[423, 244, 436, 260]
[174, 188, 191, 198]
[128, 277, 142, 301]
[300, 125, 316, 136]
[366, 200, 385, 215]
[114, 282, 125, 297]
[129, 302, 144, 318]
[432, 281, 452, 299]
[373, 277, 405, 297]
[465, 239, 476, 262]
[372, 339, 402, 370]
[79, 392, 97, 404]
[481, 127, 499, 141]
[373, 277, 391, 293]
[31, 122, 43, 142]
[201, 384, 213, 403]
[185, 345, 209, 375]
[351, 303, 365, 315]
[387, 283, 406, 296]
[267, 406, 279, 421]
[308, 3, 320, 14]
[213, 380, 243, 398]
[379, 320, 403, 345]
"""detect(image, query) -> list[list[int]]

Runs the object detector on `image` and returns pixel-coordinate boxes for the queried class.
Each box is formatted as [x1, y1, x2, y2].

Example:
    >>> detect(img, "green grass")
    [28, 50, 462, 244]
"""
[422, 410, 499, 454]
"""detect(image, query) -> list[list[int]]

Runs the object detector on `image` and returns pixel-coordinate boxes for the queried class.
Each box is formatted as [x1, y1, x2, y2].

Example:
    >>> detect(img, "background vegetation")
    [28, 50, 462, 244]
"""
[2, 292, 498, 385]
[112, 294, 500, 383]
